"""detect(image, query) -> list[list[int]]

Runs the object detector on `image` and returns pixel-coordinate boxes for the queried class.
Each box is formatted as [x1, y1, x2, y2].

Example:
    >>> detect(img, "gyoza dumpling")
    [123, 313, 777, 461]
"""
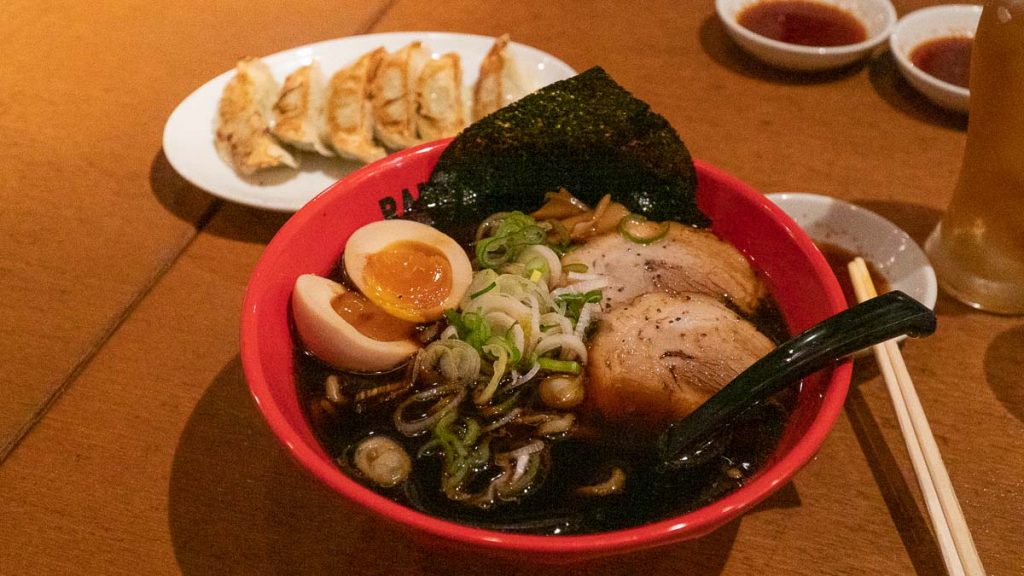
[325, 47, 387, 163]
[472, 34, 532, 121]
[371, 41, 428, 150]
[215, 58, 298, 175]
[415, 52, 467, 141]
[272, 61, 333, 157]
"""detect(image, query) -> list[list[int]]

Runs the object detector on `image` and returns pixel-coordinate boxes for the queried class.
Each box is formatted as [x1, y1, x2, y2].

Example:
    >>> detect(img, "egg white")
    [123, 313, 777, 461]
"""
[291, 274, 419, 372]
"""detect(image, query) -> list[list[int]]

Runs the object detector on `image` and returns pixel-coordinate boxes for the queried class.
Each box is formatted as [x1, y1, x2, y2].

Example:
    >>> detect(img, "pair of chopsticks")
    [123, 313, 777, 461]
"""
[847, 258, 985, 576]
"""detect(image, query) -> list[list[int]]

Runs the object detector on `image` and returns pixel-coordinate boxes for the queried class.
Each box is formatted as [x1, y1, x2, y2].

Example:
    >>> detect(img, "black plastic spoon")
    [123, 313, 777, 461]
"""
[657, 290, 937, 470]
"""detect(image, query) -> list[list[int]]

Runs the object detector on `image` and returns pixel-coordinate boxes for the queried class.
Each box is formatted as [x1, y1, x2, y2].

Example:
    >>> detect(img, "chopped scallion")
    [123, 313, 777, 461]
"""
[537, 357, 582, 375]
[470, 281, 497, 299]
[618, 213, 669, 244]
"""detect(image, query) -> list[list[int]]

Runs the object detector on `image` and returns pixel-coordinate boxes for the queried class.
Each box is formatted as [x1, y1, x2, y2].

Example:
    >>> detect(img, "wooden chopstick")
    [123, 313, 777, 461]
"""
[847, 258, 985, 576]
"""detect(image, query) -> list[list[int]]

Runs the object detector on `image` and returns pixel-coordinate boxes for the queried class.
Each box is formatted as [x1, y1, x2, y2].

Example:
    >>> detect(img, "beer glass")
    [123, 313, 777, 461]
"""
[925, 0, 1024, 314]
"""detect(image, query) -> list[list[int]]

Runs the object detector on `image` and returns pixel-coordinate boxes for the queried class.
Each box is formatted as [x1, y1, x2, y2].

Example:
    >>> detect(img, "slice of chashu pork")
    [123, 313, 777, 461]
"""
[561, 222, 766, 316]
[584, 291, 775, 433]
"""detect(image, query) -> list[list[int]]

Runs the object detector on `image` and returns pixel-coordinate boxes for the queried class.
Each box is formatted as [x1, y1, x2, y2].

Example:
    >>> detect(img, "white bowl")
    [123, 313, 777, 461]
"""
[890, 4, 979, 114]
[716, 0, 898, 71]
[767, 193, 937, 312]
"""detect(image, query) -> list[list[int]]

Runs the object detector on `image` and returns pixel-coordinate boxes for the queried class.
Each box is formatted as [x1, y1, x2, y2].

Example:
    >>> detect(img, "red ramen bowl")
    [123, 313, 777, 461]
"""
[240, 139, 849, 563]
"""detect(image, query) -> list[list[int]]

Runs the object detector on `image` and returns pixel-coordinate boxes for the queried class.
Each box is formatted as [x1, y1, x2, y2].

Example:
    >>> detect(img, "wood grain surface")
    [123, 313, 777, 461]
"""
[1, 1, 1021, 574]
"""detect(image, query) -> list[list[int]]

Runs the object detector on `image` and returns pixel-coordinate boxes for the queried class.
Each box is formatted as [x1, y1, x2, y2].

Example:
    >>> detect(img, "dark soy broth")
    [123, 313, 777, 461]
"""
[737, 0, 867, 47]
[294, 260, 797, 535]
[910, 36, 973, 88]
[297, 347, 793, 534]
[817, 242, 891, 305]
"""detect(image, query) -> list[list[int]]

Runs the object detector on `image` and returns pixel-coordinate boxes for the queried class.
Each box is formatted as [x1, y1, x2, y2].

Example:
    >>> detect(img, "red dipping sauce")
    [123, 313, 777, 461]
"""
[737, 0, 868, 47]
[910, 35, 973, 88]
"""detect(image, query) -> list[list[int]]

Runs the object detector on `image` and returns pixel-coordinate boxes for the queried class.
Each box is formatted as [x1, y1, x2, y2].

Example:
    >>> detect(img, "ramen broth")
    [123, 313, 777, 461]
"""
[294, 256, 795, 535]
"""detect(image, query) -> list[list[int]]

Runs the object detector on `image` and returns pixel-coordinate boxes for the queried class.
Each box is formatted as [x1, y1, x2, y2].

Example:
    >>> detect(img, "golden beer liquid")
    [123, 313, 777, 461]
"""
[925, 0, 1024, 313]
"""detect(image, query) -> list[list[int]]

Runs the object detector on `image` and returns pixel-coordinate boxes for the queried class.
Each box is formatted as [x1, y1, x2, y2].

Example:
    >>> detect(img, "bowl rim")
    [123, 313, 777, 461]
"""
[715, 0, 898, 57]
[766, 191, 938, 311]
[240, 139, 852, 555]
[889, 3, 979, 98]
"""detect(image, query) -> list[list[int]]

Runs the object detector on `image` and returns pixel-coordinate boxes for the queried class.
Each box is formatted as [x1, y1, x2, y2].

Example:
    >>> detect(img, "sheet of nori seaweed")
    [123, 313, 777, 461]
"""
[408, 66, 708, 242]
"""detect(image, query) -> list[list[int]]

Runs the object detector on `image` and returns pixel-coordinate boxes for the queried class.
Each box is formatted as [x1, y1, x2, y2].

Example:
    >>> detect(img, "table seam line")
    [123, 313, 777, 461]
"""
[0, 200, 224, 463]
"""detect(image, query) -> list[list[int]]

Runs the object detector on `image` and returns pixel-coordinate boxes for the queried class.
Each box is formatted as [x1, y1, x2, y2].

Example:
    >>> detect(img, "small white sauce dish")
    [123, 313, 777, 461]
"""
[716, 0, 898, 71]
[767, 192, 937, 312]
[889, 4, 980, 114]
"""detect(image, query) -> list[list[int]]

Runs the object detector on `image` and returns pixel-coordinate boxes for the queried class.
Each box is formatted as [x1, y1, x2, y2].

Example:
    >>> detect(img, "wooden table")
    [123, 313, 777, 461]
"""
[2, 1, 1020, 574]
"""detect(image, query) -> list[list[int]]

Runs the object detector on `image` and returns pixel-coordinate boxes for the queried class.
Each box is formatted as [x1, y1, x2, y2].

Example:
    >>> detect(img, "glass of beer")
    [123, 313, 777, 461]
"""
[925, 0, 1024, 314]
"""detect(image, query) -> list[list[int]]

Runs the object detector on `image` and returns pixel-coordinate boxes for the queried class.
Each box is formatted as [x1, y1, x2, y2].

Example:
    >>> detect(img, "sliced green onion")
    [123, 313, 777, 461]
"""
[433, 411, 466, 460]
[514, 225, 546, 246]
[394, 384, 466, 437]
[523, 257, 548, 278]
[478, 389, 524, 419]
[562, 262, 589, 274]
[461, 417, 482, 447]
[417, 438, 443, 458]
[537, 357, 581, 375]
[494, 447, 545, 499]
[618, 213, 670, 244]
[444, 311, 492, 352]
[470, 281, 497, 299]
[469, 436, 491, 468]
[507, 332, 524, 365]
[427, 412, 489, 485]
[417, 339, 482, 388]
[476, 236, 510, 268]
[475, 345, 509, 405]
[474, 212, 550, 269]
[555, 289, 603, 325]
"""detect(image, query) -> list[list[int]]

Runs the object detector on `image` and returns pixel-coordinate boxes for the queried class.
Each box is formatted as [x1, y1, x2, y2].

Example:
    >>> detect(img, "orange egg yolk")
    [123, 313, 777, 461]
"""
[331, 290, 417, 342]
[362, 240, 453, 321]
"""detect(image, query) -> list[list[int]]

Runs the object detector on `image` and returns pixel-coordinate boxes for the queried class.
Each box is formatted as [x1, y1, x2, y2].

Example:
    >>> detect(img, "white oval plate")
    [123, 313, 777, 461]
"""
[162, 32, 577, 212]
[767, 192, 937, 310]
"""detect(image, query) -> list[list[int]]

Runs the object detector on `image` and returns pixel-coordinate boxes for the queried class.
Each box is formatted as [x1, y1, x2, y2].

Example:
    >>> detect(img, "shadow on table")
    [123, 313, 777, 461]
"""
[149, 150, 291, 244]
[866, 52, 968, 132]
[168, 357, 802, 575]
[149, 149, 217, 226]
[985, 324, 1024, 424]
[697, 14, 968, 131]
[844, 371, 947, 576]
[697, 15, 867, 85]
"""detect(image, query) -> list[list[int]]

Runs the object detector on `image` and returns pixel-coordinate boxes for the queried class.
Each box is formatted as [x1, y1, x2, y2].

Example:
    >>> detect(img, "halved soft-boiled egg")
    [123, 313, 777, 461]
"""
[344, 220, 473, 323]
[292, 274, 421, 372]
